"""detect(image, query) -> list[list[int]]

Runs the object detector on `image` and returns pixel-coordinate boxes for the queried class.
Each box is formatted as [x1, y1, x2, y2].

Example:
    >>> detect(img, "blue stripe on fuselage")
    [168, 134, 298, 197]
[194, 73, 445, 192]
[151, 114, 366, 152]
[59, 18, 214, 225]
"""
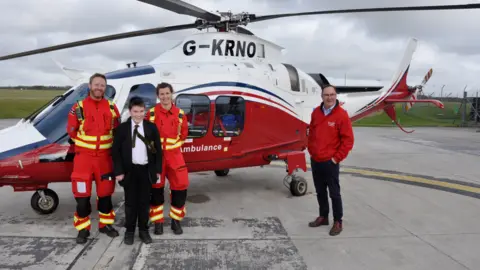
[0, 139, 50, 161]
[175, 81, 294, 108]
[105, 65, 155, 80]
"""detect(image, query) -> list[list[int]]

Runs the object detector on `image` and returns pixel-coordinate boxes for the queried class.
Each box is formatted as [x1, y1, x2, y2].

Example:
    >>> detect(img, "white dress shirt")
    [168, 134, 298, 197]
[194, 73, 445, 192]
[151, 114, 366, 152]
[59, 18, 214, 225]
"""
[131, 119, 148, 165]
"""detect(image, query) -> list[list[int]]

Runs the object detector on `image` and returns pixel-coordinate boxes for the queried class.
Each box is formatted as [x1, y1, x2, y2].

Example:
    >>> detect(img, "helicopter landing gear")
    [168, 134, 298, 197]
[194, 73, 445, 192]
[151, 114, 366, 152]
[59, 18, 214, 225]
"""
[266, 150, 308, 196]
[283, 173, 308, 196]
[214, 169, 229, 176]
[30, 188, 59, 215]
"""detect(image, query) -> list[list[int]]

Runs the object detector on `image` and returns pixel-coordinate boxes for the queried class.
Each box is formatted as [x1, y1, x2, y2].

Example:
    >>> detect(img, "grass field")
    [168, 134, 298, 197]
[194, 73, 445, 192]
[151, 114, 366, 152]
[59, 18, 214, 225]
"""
[353, 101, 467, 127]
[0, 89, 469, 127]
[0, 89, 65, 119]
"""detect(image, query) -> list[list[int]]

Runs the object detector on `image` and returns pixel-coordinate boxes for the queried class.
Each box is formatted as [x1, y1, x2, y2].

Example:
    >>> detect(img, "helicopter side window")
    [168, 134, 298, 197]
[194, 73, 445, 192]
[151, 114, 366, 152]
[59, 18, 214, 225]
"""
[213, 96, 245, 137]
[282, 63, 300, 92]
[121, 83, 157, 122]
[175, 94, 210, 138]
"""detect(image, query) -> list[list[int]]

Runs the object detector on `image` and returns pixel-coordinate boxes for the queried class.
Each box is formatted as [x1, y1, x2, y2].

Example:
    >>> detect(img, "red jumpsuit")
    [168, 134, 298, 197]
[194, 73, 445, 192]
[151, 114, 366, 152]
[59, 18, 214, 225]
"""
[67, 96, 120, 232]
[145, 103, 189, 224]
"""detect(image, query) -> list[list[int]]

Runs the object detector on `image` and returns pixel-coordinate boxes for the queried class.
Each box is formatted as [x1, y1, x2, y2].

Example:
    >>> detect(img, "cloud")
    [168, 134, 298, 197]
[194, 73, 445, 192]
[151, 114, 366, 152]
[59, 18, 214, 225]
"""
[0, 0, 479, 97]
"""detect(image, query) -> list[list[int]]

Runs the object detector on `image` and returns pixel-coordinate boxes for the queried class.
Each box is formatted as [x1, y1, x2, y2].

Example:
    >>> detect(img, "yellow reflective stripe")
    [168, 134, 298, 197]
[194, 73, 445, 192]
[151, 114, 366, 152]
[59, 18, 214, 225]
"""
[149, 108, 155, 122]
[72, 139, 112, 150]
[75, 219, 91, 230]
[170, 206, 182, 215]
[99, 211, 115, 224]
[161, 137, 179, 144]
[99, 218, 114, 224]
[151, 205, 163, 213]
[165, 140, 184, 150]
[99, 211, 116, 216]
[98, 143, 112, 149]
[74, 215, 89, 223]
[108, 100, 117, 118]
[179, 109, 184, 124]
[169, 211, 183, 221]
[77, 134, 112, 142]
[78, 101, 85, 135]
[151, 213, 164, 222]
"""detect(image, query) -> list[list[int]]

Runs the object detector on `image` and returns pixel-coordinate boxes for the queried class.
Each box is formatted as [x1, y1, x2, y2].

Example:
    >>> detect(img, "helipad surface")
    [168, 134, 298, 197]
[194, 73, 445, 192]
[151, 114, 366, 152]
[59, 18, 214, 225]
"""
[0, 122, 479, 270]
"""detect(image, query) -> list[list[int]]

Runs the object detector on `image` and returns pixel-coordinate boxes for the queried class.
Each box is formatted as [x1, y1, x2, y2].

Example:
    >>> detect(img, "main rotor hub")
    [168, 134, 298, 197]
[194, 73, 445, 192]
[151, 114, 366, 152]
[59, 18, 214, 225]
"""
[194, 12, 254, 32]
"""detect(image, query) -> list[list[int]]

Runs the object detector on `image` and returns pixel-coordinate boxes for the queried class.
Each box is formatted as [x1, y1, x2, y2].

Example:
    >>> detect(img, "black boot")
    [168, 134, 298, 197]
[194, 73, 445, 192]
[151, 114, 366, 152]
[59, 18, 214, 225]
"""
[171, 219, 183, 235]
[139, 230, 153, 244]
[76, 229, 90, 244]
[154, 223, 163, 235]
[99, 225, 119, 237]
[124, 231, 134, 245]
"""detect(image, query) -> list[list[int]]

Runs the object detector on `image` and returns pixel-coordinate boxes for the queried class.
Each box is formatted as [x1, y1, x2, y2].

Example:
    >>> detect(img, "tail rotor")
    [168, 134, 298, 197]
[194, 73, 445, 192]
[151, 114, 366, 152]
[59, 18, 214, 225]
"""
[404, 68, 433, 112]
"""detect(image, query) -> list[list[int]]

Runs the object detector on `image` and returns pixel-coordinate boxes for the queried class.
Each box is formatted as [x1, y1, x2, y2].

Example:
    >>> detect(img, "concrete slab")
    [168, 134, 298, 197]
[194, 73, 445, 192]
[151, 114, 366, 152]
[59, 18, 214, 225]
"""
[293, 236, 469, 270]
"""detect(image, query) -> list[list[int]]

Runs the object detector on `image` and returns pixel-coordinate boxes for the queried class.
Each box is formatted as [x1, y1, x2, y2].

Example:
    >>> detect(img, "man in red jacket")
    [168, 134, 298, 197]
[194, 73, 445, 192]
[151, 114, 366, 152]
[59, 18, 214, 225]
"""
[67, 73, 121, 244]
[307, 84, 354, 236]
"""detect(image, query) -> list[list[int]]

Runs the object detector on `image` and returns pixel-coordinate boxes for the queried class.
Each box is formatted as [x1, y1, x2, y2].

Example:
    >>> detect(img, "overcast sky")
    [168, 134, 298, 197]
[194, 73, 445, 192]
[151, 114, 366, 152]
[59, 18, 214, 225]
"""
[1, 0, 480, 97]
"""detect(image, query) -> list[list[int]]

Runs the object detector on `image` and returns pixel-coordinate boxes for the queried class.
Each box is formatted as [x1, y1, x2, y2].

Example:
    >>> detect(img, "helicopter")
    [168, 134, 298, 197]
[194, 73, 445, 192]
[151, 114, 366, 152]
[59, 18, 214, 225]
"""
[0, 0, 476, 215]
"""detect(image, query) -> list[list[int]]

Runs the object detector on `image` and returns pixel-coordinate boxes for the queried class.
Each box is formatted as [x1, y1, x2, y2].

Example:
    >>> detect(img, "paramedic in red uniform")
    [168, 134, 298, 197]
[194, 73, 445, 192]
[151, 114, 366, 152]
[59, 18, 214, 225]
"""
[146, 82, 189, 235]
[67, 73, 121, 244]
[307, 84, 354, 236]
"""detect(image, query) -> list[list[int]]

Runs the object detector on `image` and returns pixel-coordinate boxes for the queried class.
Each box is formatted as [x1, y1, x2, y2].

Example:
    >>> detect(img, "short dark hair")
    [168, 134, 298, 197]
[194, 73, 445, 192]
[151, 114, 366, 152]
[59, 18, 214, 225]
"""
[128, 96, 145, 110]
[89, 73, 106, 84]
[156, 82, 173, 96]
[322, 84, 336, 93]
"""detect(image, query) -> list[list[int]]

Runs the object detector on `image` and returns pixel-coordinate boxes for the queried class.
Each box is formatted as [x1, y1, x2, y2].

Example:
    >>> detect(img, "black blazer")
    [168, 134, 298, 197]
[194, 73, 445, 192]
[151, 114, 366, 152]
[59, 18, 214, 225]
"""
[111, 118, 162, 186]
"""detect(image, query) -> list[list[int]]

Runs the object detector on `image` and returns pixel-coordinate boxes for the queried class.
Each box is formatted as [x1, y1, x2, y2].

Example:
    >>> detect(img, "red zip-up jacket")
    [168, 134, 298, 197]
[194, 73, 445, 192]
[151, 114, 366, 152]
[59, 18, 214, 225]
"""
[307, 100, 354, 163]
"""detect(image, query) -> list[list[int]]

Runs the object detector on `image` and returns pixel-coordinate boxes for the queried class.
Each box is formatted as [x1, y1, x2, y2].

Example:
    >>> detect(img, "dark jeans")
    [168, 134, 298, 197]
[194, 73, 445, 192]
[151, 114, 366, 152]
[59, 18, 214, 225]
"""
[311, 158, 343, 222]
[124, 164, 152, 232]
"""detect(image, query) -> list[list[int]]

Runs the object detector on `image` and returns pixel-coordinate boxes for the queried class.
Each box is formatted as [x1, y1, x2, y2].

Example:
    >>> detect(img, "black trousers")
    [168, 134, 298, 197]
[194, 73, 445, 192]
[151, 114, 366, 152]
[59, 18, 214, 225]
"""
[124, 164, 152, 232]
[311, 158, 343, 222]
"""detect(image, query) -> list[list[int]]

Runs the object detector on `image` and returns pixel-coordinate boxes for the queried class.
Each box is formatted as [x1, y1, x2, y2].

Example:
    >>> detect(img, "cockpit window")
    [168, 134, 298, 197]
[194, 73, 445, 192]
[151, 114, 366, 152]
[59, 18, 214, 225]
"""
[120, 83, 157, 122]
[32, 83, 116, 144]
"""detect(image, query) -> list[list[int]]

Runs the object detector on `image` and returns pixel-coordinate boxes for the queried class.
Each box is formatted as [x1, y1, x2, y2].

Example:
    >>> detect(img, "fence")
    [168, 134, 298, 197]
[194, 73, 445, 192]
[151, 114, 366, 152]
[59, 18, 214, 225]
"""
[396, 91, 479, 128]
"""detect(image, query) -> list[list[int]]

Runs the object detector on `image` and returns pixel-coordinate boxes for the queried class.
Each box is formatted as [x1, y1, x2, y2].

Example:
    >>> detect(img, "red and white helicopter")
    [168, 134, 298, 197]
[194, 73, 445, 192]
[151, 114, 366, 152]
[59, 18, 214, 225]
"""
[0, 1, 476, 214]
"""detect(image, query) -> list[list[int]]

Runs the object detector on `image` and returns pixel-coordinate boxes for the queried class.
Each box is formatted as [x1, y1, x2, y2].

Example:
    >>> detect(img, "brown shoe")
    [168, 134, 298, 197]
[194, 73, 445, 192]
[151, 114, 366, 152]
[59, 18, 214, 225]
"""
[308, 216, 329, 227]
[329, 221, 342, 236]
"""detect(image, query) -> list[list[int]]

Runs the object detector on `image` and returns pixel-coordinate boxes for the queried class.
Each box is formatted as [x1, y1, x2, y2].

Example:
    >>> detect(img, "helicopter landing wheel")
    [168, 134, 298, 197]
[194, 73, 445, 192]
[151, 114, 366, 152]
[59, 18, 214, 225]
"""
[31, 188, 59, 215]
[284, 174, 307, 196]
[214, 169, 229, 177]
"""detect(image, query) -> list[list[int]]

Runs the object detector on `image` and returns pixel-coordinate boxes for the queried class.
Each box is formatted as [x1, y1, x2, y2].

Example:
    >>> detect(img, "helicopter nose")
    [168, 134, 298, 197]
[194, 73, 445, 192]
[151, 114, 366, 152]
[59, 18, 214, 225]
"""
[0, 120, 48, 161]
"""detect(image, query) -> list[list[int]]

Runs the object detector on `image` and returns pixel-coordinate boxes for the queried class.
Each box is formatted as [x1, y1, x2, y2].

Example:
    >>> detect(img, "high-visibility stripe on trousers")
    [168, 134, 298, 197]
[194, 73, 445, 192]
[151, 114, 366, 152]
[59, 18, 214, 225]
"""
[98, 210, 115, 228]
[169, 205, 186, 221]
[149, 204, 164, 223]
[74, 212, 91, 231]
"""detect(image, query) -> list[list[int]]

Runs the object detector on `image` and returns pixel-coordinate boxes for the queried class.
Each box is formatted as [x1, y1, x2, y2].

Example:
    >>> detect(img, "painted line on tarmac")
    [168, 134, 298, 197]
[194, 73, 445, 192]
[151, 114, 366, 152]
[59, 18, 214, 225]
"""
[269, 162, 480, 200]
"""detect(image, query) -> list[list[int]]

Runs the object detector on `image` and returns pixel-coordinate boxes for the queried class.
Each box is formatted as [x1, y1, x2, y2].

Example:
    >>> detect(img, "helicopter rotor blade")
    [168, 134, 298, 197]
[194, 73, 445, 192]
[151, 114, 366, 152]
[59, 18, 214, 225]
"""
[251, 3, 480, 23]
[0, 23, 197, 61]
[138, 0, 222, 21]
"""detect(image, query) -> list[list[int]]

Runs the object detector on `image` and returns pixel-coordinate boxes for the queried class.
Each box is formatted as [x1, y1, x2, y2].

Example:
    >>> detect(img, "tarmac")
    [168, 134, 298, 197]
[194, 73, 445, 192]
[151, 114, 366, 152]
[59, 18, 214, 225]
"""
[0, 119, 479, 270]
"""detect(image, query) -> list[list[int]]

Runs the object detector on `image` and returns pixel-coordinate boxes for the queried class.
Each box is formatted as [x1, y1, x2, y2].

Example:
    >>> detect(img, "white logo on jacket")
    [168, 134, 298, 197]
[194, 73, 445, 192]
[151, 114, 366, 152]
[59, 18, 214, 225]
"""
[328, 121, 335, 127]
